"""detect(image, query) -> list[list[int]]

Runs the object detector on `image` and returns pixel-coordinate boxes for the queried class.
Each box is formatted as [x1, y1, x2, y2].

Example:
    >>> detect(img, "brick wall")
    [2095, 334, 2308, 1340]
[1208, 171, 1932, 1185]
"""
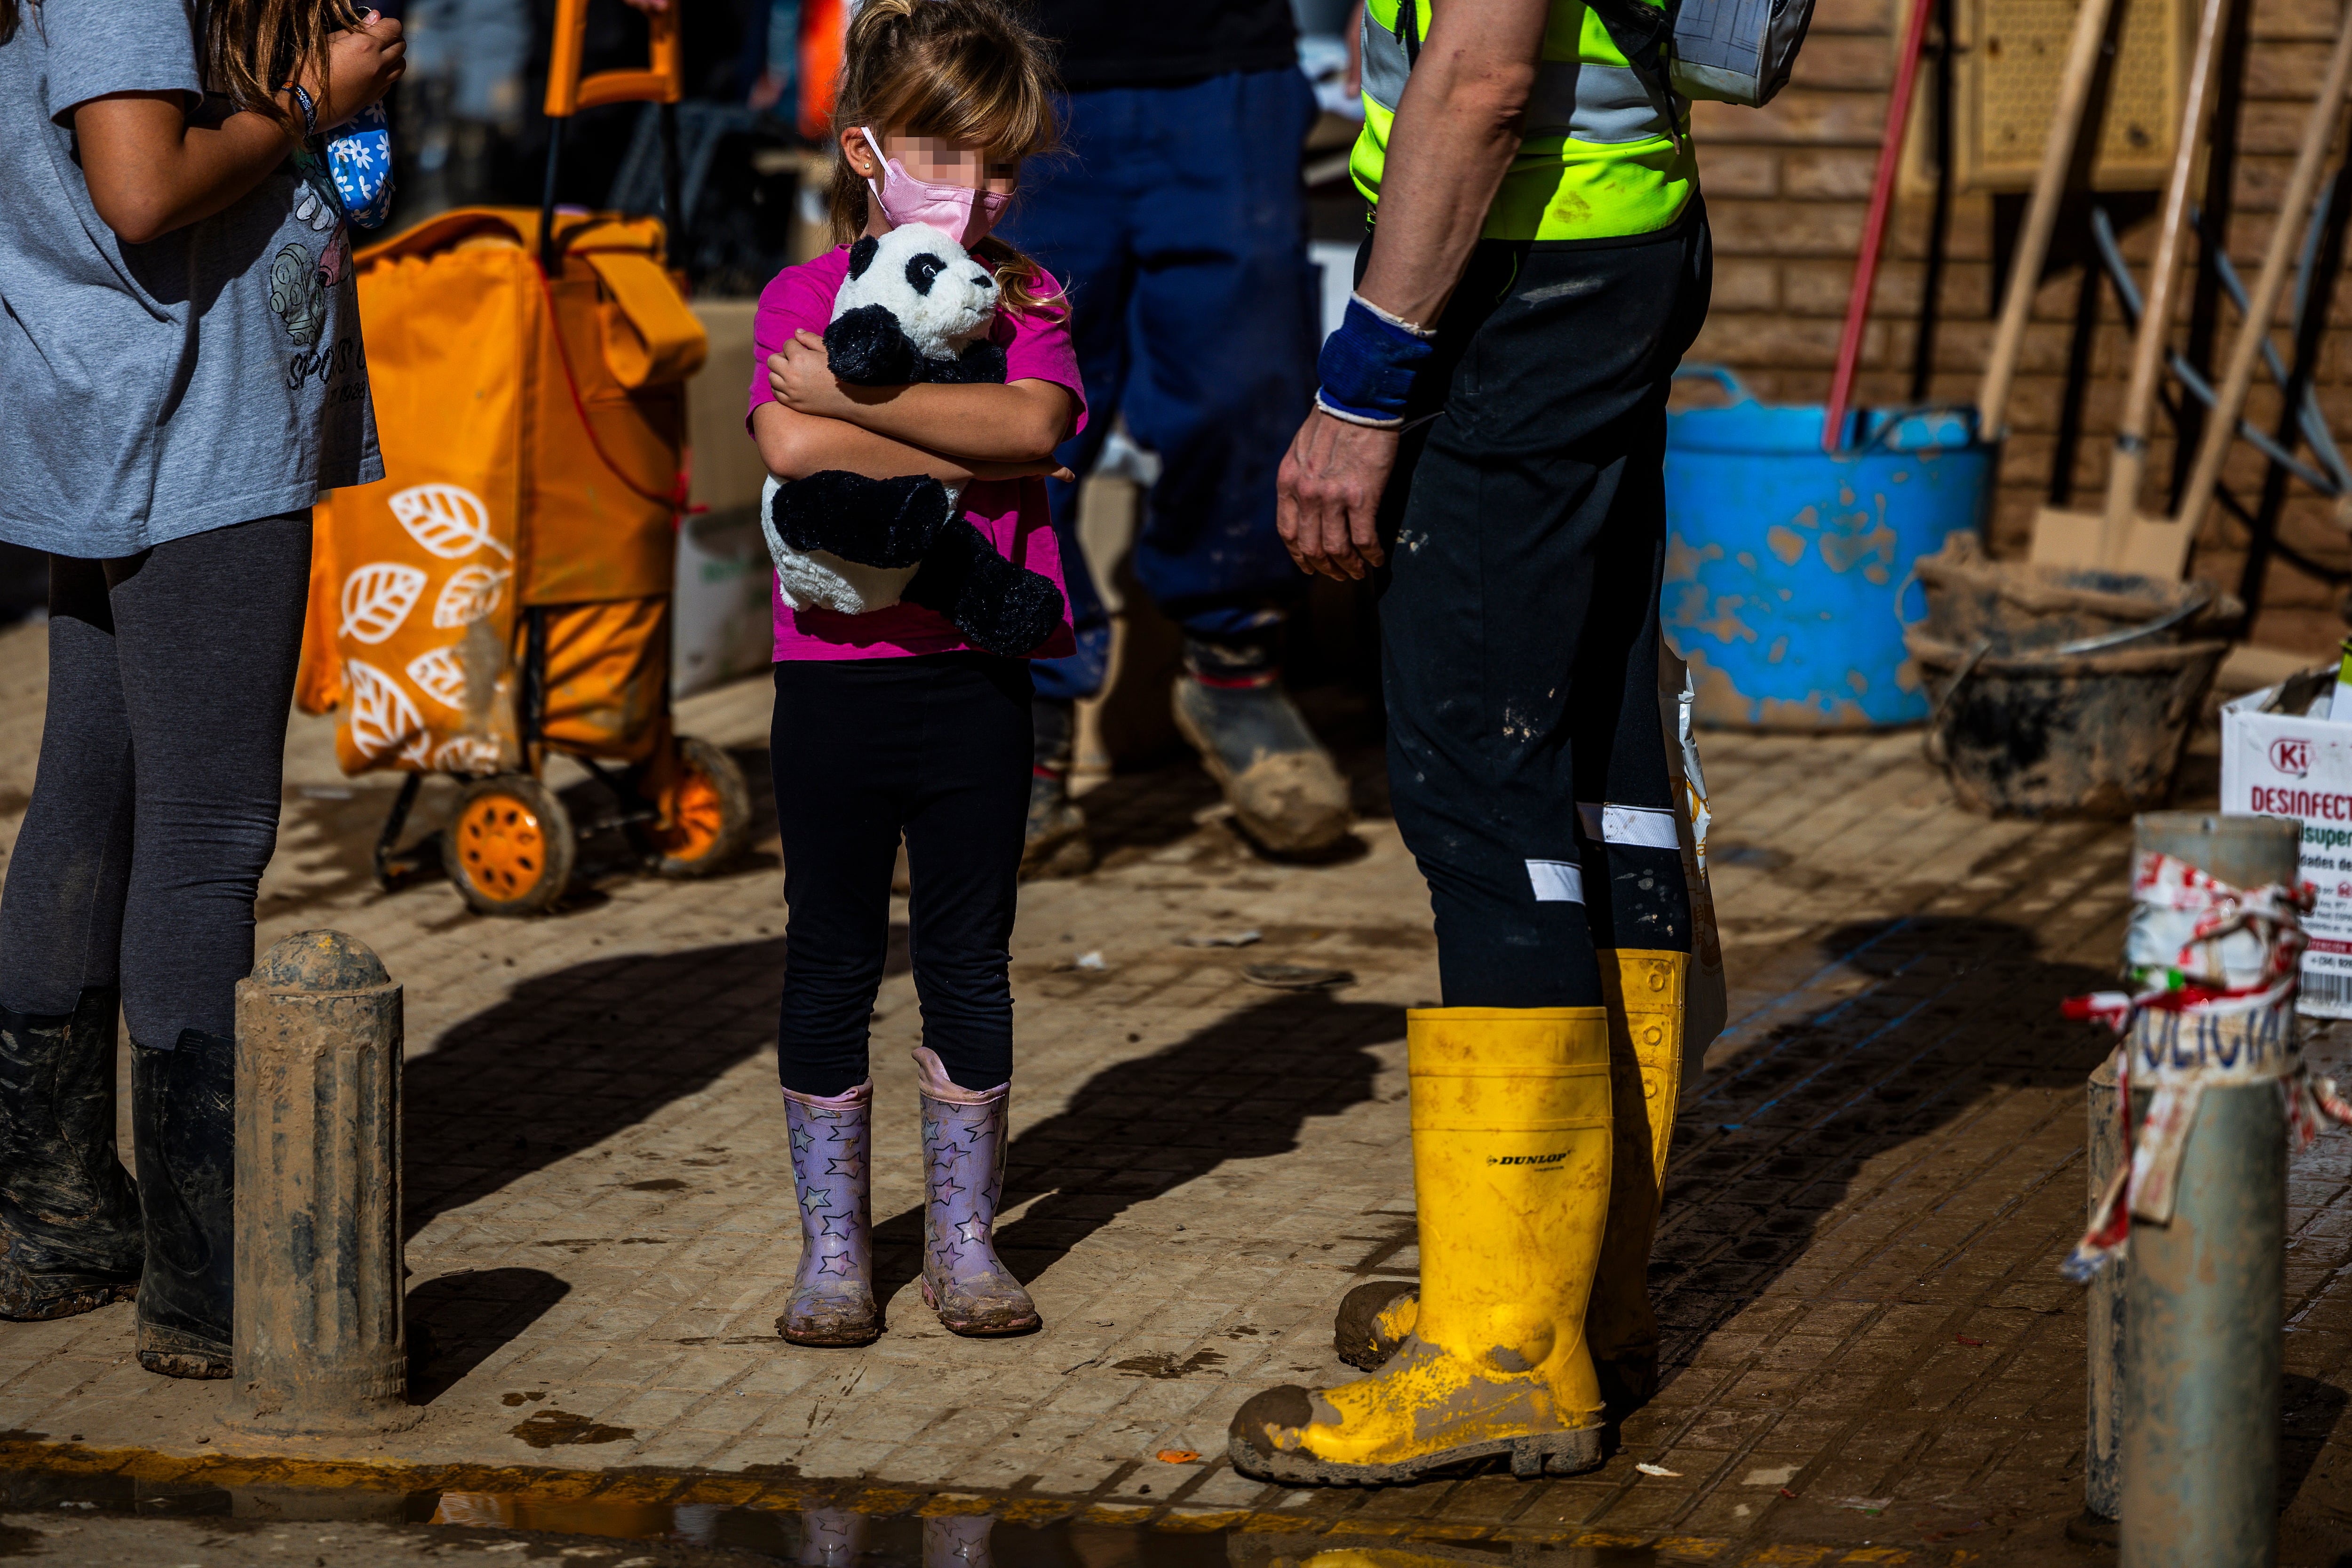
[1685, 0, 2352, 653]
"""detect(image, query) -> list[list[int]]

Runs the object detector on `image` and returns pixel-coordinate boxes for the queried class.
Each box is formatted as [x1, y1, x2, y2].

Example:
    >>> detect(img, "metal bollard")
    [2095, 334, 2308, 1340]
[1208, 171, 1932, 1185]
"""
[227, 931, 414, 1434]
[2072, 1052, 2126, 1545]
[2120, 812, 2295, 1568]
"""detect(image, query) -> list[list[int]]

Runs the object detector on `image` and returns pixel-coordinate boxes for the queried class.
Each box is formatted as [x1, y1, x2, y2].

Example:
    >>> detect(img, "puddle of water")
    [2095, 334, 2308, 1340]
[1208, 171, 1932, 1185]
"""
[0, 1466, 1694, 1568]
[510, 1409, 636, 1447]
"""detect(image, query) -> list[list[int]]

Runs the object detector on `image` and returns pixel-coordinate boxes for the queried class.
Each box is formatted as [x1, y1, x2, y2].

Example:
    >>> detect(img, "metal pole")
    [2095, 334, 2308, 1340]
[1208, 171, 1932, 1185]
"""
[2073, 1051, 2127, 1545]
[2120, 812, 2296, 1568]
[228, 931, 413, 1434]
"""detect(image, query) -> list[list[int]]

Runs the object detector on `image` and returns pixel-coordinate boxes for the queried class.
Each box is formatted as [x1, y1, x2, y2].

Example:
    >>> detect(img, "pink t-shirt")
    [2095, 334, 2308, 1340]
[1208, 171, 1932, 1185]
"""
[747, 246, 1085, 661]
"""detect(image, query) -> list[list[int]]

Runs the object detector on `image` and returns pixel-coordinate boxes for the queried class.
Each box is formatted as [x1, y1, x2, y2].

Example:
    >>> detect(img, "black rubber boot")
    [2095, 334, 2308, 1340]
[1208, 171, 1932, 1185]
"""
[132, 1030, 234, 1379]
[1021, 696, 1092, 879]
[1170, 633, 1351, 856]
[0, 990, 144, 1321]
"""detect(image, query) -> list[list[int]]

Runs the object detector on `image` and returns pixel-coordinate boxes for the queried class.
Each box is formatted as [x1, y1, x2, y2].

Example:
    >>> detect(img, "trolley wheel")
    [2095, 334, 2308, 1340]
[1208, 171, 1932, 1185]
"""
[647, 735, 753, 877]
[442, 774, 576, 917]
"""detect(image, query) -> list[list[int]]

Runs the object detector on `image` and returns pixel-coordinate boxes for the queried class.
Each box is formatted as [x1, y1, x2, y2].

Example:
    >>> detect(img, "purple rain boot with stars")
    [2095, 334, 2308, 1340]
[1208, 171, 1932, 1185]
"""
[913, 1047, 1040, 1336]
[776, 1078, 880, 1346]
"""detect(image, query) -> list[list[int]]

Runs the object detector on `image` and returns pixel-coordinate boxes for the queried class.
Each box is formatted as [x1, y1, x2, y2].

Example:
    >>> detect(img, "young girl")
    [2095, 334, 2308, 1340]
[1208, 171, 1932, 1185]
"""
[0, 1, 401, 1376]
[748, 0, 1081, 1345]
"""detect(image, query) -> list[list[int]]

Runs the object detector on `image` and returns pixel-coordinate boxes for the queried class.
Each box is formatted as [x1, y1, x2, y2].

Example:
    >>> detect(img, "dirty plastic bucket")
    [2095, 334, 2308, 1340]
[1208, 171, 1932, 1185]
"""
[1664, 366, 1994, 730]
[1906, 630, 2231, 819]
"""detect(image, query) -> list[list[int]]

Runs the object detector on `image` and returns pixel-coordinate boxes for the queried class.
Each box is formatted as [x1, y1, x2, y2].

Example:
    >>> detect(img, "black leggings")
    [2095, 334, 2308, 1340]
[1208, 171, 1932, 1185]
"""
[0, 514, 311, 1047]
[1373, 210, 1713, 1008]
[771, 653, 1032, 1097]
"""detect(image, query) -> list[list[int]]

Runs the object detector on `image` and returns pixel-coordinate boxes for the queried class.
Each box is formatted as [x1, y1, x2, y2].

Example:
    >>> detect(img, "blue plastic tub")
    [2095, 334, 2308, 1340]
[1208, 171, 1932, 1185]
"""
[1664, 366, 1994, 730]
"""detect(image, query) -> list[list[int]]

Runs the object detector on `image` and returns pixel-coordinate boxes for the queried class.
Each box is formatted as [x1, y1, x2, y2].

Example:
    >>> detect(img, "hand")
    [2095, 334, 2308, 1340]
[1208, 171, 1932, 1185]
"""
[1277, 406, 1396, 581]
[769, 331, 867, 420]
[310, 10, 405, 129]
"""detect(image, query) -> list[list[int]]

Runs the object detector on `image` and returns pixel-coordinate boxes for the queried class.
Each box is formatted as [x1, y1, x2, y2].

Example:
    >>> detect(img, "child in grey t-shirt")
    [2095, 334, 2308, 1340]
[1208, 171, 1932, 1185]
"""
[0, 0, 404, 1381]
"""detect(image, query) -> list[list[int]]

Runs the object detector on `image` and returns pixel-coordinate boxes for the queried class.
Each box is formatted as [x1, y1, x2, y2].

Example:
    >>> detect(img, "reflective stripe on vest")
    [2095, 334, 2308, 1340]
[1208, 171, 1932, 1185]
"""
[1359, 7, 1669, 145]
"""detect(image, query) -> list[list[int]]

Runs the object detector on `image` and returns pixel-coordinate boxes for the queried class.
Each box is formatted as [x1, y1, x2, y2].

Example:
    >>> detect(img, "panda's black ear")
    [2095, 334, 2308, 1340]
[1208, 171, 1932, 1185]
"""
[825, 303, 919, 385]
[847, 235, 879, 280]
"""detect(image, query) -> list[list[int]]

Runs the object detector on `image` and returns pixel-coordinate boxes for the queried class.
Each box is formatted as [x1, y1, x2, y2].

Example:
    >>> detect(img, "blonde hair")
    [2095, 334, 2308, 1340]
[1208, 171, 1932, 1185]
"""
[828, 0, 1065, 318]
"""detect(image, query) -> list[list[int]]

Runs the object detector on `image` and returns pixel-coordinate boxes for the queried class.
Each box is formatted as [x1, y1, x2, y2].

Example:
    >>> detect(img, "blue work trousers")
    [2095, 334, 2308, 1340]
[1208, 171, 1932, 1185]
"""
[1000, 68, 1322, 701]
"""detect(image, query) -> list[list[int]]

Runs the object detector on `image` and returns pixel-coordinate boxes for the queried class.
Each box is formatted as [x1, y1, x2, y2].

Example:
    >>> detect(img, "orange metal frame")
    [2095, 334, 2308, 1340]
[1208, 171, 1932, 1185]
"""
[543, 0, 683, 117]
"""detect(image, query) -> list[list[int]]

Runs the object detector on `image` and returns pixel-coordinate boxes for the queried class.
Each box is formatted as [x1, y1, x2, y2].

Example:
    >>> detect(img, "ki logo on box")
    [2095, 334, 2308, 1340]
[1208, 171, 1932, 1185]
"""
[2274, 737, 2314, 778]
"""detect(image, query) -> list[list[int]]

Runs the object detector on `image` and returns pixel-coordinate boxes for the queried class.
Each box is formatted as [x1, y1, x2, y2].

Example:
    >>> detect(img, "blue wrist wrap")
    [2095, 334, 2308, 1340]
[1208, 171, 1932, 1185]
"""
[1316, 296, 1434, 426]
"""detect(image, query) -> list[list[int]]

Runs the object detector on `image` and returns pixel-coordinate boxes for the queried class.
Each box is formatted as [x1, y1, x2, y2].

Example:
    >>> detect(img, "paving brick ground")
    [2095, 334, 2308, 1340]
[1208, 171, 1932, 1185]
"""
[2, 615, 2352, 1565]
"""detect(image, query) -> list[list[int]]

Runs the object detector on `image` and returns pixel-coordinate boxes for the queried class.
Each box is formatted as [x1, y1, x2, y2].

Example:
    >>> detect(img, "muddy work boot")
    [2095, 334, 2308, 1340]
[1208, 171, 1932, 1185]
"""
[1022, 696, 1093, 880]
[913, 1047, 1039, 1335]
[1332, 1277, 1419, 1372]
[777, 1078, 881, 1347]
[1328, 952, 1693, 1410]
[1170, 636, 1350, 856]
[0, 990, 144, 1321]
[1230, 1008, 1613, 1485]
[133, 1029, 235, 1378]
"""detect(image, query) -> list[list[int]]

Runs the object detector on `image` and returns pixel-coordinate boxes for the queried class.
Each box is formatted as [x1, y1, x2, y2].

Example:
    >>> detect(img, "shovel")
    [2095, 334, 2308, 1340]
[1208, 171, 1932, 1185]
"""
[2114, 0, 2352, 579]
[2026, 0, 2236, 572]
[1976, 0, 2126, 443]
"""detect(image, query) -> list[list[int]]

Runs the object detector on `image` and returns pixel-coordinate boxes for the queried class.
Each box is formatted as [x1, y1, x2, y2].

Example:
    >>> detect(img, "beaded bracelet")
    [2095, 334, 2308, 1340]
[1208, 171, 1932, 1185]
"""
[279, 81, 318, 138]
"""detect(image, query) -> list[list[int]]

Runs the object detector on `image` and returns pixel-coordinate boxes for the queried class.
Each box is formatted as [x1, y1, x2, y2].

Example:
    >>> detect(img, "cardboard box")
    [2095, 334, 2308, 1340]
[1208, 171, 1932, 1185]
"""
[2220, 682, 2352, 1018]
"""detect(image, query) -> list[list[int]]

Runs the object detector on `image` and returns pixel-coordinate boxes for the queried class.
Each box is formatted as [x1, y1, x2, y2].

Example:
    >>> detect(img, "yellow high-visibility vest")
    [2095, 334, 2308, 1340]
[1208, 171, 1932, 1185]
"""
[1350, 0, 1698, 241]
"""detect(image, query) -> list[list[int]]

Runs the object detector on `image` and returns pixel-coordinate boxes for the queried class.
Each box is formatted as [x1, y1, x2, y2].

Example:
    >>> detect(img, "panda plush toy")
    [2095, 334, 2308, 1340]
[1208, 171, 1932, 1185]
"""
[761, 223, 1065, 659]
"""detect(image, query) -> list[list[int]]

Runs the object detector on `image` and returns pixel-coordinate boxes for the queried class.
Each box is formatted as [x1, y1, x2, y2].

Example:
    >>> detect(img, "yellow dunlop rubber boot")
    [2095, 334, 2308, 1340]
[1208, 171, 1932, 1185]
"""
[1329, 953, 1690, 1383]
[1585, 948, 1688, 1406]
[1229, 1007, 1613, 1484]
[1291, 1550, 1462, 1568]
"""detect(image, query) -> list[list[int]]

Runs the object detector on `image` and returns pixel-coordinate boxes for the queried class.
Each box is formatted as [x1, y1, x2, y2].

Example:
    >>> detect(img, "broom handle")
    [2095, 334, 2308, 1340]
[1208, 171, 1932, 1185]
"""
[2173, 0, 2352, 544]
[1976, 0, 2119, 439]
[2097, 0, 2234, 563]
[1822, 0, 1939, 451]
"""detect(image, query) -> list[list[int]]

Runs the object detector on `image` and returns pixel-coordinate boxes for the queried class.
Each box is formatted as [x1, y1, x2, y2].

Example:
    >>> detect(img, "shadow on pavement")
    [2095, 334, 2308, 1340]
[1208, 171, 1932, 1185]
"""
[405, 1267, 573, 1404]
[2283, 1372, 2349, 1516]
[1653, 915, 2117, 1366]
[867, 991, 1399, 1306]
[401, 931, 905, 1239]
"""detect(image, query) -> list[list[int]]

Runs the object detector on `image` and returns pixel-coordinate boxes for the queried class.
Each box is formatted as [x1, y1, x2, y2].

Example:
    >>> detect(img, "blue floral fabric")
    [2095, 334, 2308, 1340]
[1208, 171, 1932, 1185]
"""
[326, 102, 394, 228]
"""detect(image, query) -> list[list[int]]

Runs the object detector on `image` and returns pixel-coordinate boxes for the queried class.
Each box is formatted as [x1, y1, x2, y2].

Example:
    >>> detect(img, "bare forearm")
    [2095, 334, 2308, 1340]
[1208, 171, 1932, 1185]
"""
[827, 380, 1071, 463]
[754, 405, 981, 487]
[73, 19, 405, 246]
[1354, 0, 1548, 326]
[74, 95, 302, 245]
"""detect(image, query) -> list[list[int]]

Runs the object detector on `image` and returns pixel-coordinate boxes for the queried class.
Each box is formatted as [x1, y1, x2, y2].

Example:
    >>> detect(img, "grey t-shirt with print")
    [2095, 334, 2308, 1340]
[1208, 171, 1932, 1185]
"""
[0, 0, 381, 558]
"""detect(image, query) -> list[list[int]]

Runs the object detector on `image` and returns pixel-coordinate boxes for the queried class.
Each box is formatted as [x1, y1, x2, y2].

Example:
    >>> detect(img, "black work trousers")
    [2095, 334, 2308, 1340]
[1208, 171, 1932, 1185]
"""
[1371, 205, 1713, 1007]
[769, 653, 1033, 1097]
[0, 514, 312, 1047]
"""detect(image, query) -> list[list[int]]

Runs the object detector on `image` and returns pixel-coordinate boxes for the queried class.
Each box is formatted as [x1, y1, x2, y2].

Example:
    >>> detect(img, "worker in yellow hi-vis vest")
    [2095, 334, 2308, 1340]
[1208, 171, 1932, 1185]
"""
[1229, 0, 1713, 1487]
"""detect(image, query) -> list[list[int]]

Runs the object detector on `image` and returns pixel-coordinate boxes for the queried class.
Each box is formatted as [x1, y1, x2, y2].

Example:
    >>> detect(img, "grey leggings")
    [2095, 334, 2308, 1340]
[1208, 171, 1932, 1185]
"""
[0, 514, 311, 1047]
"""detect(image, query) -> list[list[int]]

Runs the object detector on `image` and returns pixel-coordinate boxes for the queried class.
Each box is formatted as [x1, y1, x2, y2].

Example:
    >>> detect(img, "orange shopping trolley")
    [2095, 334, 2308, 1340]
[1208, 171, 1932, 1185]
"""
[298, 0, 754, 915]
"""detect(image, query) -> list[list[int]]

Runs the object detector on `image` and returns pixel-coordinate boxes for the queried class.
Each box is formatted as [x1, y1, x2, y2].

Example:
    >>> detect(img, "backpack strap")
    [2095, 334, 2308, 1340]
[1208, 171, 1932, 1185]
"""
[1576, 0, 1688, 150]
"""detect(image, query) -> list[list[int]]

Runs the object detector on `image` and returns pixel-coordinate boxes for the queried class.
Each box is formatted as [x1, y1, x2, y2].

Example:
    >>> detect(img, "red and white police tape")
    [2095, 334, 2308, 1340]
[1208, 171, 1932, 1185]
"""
[2060, 852, 2352, 1281]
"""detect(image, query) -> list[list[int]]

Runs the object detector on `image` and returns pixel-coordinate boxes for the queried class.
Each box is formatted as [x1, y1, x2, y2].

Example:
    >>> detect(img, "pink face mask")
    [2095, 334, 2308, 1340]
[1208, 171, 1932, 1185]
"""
[861, 128, 1011, 247]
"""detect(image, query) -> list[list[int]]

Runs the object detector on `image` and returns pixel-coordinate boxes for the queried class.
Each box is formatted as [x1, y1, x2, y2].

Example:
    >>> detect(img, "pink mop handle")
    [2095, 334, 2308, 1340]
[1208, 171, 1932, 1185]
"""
[1822, 0, 1939, 452]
